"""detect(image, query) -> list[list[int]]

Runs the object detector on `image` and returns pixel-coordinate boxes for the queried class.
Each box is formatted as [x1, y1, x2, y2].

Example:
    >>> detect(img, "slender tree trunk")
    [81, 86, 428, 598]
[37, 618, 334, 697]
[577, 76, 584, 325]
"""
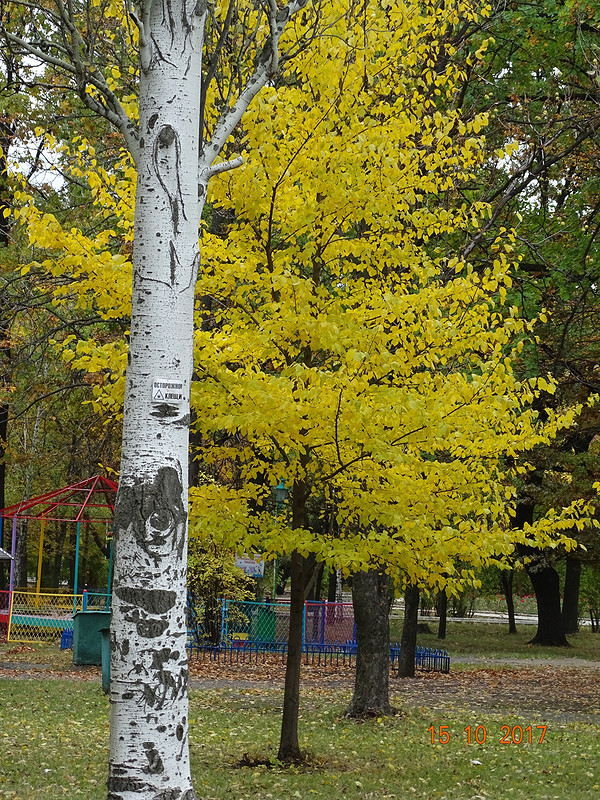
[561, 556, 581, 635]
[14, 519, 27, 589]
[327, 567, 337, 602]
[500, 570, 517, 634]
[278, 549, 306, 762]
[278, 473, 313, 762]
[437, 589, 447, 640]
[346, 568, 393, 717]
[52, 521, 68, 589]
[397, 584, 419, 678]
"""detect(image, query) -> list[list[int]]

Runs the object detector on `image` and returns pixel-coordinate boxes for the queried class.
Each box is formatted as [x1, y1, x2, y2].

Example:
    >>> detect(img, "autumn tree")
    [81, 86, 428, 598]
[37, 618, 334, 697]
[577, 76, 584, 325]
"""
[185, 0, 590, 753]
[443, 0, 600, 643]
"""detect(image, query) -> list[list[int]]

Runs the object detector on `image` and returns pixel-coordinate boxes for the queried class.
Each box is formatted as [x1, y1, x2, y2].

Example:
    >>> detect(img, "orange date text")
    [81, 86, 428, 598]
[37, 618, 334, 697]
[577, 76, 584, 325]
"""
[428, 724, 547, 744]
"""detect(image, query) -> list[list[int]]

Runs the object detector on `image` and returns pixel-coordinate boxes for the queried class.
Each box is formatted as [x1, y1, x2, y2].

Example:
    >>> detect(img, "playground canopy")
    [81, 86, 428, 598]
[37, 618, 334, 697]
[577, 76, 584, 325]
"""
[0, 475, 118, 522]
[0, 475, 118, 593]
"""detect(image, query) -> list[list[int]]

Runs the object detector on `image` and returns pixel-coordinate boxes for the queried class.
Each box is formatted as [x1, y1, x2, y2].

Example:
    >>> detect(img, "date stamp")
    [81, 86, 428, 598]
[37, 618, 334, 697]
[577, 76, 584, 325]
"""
[428, 724, 547, 745]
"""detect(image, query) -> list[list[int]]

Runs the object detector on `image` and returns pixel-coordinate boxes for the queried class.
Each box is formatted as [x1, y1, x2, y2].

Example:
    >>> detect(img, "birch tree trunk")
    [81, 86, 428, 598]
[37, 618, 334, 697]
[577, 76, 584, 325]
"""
[4, 1, 311, 795]
[108, 4, 206, 798]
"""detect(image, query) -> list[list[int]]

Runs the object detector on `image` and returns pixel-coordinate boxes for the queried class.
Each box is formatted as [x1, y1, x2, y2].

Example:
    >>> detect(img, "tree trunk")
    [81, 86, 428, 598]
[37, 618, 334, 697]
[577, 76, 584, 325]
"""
[397, 584, 420, 678]
[561, 556, 581, 635]
[327, 566, 337, 602]
[437, 589, 447, 640]
[14, 519, 27, 589]
[526, 557, 569, 646]
[345, 568, 393, 717]
[500, 570, 517, 634]
[278, 472, 313, 762]
[277, 549, 306, 762]
[108, 6, 206, 798]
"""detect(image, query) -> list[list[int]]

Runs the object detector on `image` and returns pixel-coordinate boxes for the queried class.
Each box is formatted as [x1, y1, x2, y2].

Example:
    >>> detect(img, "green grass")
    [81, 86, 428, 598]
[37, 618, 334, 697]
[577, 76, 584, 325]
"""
[1, 679, 599, 800]
[0, 642, 76, 669]
[388, 620, 600, 661]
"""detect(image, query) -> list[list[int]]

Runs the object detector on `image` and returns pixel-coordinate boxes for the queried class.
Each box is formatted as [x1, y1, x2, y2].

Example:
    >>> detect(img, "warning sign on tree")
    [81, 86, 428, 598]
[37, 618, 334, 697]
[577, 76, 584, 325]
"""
[152, 378, 184, 404]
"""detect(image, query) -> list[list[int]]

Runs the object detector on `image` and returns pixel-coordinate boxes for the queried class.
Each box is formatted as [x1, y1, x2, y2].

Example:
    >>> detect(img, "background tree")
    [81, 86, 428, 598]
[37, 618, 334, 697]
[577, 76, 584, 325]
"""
[447, 0, 600, 643]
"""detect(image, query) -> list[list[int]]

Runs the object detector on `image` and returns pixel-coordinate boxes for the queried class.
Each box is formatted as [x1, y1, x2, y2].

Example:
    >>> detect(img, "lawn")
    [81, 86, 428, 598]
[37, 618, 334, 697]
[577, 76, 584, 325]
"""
[0, 675, 599, 800]
[389, 619, 600, 662]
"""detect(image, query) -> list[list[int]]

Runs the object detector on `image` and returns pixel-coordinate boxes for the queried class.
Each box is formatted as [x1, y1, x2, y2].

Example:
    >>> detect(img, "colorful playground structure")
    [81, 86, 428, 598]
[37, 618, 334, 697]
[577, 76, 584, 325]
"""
[0, 475, 117, 598]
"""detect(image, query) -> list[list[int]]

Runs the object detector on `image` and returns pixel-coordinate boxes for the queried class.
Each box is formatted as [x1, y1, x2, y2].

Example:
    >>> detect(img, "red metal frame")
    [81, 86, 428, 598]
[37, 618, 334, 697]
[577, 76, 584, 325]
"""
[0, 475, 118, 522]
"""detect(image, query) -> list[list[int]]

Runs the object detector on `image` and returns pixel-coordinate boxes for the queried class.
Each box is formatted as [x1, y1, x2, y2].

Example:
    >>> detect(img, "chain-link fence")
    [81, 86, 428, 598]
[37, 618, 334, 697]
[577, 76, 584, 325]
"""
[0, 590, 10, 641]
[7, 591, 83, 643]
[187, 599, 356, 648]
[83, 591, 112, 611]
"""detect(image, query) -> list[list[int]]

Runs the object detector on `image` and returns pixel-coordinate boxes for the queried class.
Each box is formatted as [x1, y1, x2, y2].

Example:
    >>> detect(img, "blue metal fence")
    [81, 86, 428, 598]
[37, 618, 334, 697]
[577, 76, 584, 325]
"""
[186, 599, 450, 673]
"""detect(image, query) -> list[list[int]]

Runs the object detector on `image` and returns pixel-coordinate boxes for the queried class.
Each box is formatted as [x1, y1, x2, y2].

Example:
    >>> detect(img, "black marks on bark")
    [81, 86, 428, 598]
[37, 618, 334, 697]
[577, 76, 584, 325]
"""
[116, 587, 177, 615]
[141, 650, 188, 710]
[151, 403, 181, 419]
[153, 124, 186, 234]
[133, 616, 169, 639]
[114, 466, 186, 564]
[151, 647, 181, 668]
[176, 722, 185, 741]
[170, 241, 179, 285]
[143, 742, 165, 774]
[160, 0, 177, 40]
[107, 774, 147, 796]
[149, 113, 159, 131]
[152, 789, 188, 800]
[158, 125, 176, 148]
[181, 790, 198, 800]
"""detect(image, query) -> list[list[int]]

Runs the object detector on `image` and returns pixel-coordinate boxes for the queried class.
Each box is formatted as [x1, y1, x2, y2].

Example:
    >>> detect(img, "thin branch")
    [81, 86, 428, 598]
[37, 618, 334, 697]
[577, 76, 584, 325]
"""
[199, 0, 311, 175]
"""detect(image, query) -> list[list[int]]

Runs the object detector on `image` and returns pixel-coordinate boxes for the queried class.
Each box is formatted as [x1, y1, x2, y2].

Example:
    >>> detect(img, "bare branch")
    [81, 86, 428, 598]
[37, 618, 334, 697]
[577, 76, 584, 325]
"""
[202, 155, 244, 182]
[200, 0, 311, 171]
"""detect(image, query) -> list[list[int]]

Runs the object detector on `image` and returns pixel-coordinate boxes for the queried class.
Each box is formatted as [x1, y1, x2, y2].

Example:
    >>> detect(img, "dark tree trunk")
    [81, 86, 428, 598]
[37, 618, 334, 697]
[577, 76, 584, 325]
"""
[345, 568, 394, 718]
[51, 521, 69, 588]
[561, 556, 581, 635]
[437, 589, 447, 640]
[327, 567, 337, 602]
[278, 549, 306, 762]
[278, 474, 313, 763]
[527, 557, 569, 646]
[500, 570, 517, 634]
[515, 494, 568, 646]
[398, 584, 420, 678]
[14, 519, 27, 588]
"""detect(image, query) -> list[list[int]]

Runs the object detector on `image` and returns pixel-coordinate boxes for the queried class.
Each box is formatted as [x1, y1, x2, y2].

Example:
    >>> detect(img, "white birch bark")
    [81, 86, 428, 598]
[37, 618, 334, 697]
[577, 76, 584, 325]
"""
[5, 1, 310, 796]
[108, 2, 206, 798]
[108, 2, 310, 798]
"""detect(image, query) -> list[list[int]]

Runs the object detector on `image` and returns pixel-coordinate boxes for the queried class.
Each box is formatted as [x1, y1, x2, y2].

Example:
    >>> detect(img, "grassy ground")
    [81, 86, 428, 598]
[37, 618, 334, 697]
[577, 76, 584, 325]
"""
[1, 628, 599, 800]
[0, 678, 599, 800]
[389, 620, 600, 661]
